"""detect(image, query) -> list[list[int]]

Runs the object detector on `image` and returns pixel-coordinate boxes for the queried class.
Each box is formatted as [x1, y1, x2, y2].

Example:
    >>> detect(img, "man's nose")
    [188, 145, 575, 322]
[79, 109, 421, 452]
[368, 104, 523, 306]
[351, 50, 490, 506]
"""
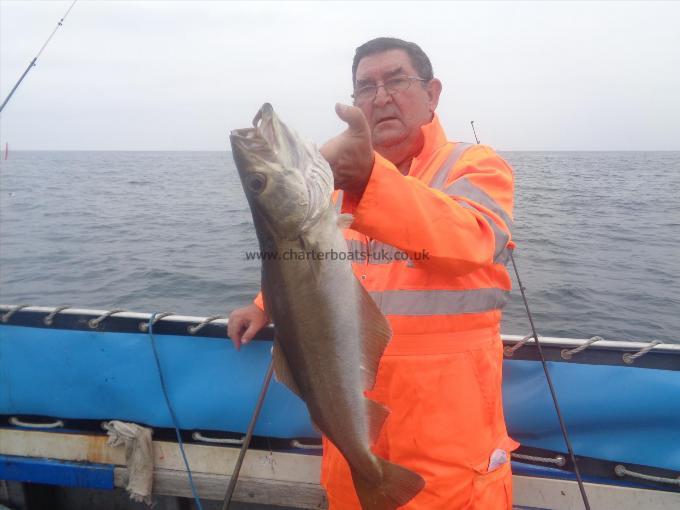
[373, 85, 393, 106]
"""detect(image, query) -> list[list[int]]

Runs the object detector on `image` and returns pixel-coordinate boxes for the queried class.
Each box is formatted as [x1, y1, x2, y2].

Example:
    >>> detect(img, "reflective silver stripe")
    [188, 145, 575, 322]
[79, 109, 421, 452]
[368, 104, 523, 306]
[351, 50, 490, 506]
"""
[446, 177, 513, 230]
[346, 238, 367, 257]
[369, 288, 509, 316]
[368, 240, 409, 265]
[346, 239, 413, 266]
[429, 142, 473, 190]
[428, 143, 512, 266]
[494, 246, 513, 266]
[429, 146, 513, 265]
[334, 190, 344, 213]
[457, 201, 510, 264]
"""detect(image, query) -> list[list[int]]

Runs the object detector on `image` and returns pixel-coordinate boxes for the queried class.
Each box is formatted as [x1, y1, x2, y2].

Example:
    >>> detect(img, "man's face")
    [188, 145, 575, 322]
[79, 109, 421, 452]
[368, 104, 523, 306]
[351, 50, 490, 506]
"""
[354, 49, 440, 152]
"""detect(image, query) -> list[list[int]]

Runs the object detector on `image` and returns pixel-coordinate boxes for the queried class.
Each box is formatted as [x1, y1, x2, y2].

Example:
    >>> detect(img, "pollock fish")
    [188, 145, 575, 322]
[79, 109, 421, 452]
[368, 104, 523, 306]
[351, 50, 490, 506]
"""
[230, 104, 425, 509]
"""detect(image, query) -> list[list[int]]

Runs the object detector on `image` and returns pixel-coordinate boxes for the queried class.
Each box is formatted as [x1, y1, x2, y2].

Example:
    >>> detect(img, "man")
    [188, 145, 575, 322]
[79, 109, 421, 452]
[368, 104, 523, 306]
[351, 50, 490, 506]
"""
[229, 37, 517, 509]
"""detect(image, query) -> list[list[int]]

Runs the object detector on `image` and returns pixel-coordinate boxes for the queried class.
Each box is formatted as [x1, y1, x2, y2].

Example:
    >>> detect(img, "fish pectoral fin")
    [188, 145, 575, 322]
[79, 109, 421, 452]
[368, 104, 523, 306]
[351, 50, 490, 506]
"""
[366, 398, 389, 445]
[272, 340, 302, 398]
[337, 213, 354, 229]
[351, 457, 425, 510]
[357, 280, 392, 392]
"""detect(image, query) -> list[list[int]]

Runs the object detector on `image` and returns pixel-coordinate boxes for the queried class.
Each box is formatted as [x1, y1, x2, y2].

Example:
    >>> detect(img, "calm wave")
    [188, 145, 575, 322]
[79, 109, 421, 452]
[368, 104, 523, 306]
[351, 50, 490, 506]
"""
[1, 151, 678, 343]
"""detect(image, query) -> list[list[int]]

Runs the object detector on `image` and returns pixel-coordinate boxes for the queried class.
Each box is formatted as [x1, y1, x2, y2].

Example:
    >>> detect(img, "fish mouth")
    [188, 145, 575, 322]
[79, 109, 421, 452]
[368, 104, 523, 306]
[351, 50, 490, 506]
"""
[230, 103, 275, 146]
[230, 103, 282, 173]
[230, 103, 294, 167]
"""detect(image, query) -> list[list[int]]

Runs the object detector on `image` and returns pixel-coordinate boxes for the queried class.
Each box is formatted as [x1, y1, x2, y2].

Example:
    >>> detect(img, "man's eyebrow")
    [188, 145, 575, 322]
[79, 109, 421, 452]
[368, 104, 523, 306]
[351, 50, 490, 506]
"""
[383, 66, 407, 79]
[355, 66, 407, 87]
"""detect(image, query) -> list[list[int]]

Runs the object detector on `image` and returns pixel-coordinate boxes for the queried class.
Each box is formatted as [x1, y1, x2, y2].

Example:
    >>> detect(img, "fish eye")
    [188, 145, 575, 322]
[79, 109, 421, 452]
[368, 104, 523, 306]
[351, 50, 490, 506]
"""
[246, 173, 267, 194]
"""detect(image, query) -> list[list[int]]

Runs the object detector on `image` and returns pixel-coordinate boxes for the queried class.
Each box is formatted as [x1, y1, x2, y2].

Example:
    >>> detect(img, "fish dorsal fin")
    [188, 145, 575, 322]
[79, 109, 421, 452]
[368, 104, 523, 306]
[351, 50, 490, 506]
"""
[365, 398, 389, 446]
[337, 213, 354, 230]
[272, 340, 302, 398]
[356, 279, 392, 392]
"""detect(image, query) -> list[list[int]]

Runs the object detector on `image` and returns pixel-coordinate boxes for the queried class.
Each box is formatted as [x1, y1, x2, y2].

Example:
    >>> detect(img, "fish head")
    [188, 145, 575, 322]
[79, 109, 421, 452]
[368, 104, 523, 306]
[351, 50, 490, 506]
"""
[230, 103, 334, 240]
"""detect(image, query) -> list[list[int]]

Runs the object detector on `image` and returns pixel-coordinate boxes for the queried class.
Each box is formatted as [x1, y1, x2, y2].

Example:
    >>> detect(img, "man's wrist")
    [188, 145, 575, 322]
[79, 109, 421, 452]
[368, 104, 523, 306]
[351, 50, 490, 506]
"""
[343, 151, 375, 198]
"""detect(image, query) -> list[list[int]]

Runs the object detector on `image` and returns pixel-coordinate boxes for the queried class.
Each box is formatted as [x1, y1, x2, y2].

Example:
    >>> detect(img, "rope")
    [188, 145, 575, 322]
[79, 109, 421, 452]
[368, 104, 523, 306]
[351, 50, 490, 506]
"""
[503, 333, 534, 356]
[290, 439, 323, 450]
[623, 341, 662, 364]
[88, 308, 126, 329]
[139, 311, 174, 332]
[615, 465, 680, 486]
[510, 252, 591, 509]
[147, 313, 204, 510]
[192, 432, 245, 445]
[561, 336, 604, 360]
[0, 303, 31, 323]
[512, 452, 566, 467]
[188, 315, 224, 334]
[43, 304, 72, 326]
[9, 416, 64, 429]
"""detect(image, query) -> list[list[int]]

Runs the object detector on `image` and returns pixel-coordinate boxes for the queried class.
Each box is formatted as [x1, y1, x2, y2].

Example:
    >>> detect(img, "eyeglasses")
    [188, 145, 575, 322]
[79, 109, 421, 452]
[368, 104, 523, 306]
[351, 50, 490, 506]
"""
[352, 76, 428, 104]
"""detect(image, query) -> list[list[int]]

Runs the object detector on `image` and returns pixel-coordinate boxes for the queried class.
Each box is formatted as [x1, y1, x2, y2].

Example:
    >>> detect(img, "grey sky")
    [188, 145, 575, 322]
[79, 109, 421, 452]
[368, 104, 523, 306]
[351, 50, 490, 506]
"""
[1, 1, 678, 151]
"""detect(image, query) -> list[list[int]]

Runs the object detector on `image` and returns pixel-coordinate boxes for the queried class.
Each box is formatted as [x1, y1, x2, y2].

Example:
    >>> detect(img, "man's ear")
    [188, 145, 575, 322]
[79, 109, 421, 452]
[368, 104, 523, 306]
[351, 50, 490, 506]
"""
[426, 78, 442, 113]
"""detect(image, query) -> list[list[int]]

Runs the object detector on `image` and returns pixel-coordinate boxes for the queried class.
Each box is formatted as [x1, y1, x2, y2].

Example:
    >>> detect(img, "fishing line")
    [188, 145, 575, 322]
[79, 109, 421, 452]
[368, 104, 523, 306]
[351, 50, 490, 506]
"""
[0, 0, 78, 113]
[147, 313, 205, 510]
[470, 124, 591, 509]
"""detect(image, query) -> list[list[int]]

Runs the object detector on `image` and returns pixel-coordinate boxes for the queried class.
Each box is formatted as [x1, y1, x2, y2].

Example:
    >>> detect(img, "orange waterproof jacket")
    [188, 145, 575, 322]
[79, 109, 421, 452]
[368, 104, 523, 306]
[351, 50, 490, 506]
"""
[335, 115, 514, 355]
[256, 115, 518, 508]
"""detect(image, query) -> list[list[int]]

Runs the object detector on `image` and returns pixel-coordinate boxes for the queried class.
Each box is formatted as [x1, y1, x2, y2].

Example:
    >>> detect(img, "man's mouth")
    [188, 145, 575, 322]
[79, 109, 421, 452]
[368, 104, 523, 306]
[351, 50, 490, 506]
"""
[374, 116, 400, 127]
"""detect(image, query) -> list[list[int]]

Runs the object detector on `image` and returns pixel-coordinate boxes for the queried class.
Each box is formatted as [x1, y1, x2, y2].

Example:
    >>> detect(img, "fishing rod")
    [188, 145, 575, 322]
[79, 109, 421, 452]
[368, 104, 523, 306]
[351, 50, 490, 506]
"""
[471, 123, 591, 510]
[470, 120, 480, 144]
[0, 0, 78, 114]
[509, 254, 591, 509]
[221, 357, 275, 510]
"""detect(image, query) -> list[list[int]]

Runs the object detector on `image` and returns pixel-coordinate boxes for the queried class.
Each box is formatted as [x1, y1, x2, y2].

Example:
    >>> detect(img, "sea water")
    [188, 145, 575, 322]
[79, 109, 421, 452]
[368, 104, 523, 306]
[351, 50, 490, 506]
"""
[1, 151, 678, 343]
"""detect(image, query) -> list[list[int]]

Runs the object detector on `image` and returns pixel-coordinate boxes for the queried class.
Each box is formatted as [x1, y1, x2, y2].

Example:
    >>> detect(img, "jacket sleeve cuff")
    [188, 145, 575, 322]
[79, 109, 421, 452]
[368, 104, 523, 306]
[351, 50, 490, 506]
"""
[350, 152, 410, 238]
[253, 292, 265, 312]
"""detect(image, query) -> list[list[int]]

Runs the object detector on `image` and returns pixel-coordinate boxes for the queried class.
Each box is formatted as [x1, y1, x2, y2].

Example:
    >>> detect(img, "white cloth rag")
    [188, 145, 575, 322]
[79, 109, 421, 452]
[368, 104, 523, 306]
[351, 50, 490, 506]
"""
[104, 420, 154, 505]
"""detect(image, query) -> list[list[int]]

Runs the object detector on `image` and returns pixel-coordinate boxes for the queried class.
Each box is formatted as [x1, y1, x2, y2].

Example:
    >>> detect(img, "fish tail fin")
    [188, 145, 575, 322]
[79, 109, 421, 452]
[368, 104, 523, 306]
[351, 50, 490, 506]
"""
[351, 458, 425, 510]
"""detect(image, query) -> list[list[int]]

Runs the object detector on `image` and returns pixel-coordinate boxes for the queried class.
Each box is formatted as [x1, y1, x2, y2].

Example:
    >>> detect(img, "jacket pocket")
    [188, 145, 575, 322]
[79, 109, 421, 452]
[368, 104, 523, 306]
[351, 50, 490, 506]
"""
[471, 458, 512, 510]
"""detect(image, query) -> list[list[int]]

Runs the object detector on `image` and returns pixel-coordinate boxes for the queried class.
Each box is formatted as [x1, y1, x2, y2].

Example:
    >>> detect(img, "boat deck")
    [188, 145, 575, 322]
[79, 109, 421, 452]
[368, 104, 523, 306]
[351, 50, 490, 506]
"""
[2, 428, 679, 510]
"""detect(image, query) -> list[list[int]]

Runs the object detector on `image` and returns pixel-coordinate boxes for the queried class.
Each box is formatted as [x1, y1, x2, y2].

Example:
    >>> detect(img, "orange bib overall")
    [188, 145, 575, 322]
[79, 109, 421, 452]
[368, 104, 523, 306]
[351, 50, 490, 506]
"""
[258, 115, 518, 509]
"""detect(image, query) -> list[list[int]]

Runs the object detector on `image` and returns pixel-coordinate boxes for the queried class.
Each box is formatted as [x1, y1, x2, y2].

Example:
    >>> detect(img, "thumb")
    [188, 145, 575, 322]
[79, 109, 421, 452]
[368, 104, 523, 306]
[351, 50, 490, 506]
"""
[335, 103, 369, 135]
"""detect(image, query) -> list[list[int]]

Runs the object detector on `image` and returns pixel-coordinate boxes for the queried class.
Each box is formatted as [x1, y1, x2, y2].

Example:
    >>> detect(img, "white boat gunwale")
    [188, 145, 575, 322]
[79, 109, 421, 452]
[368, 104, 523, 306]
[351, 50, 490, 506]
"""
[2, 304, 678, 355]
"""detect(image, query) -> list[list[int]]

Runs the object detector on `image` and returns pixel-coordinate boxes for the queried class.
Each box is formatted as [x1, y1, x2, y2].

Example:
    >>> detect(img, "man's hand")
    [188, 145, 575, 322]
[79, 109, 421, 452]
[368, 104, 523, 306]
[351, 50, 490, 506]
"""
[227, 304, 269, 351]
[320, 103, 375, 197]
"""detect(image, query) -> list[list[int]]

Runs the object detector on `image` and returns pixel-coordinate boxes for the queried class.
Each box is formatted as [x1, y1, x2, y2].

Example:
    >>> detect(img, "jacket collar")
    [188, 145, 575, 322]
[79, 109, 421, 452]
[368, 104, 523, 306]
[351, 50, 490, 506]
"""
[410, 113, 448, 173]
